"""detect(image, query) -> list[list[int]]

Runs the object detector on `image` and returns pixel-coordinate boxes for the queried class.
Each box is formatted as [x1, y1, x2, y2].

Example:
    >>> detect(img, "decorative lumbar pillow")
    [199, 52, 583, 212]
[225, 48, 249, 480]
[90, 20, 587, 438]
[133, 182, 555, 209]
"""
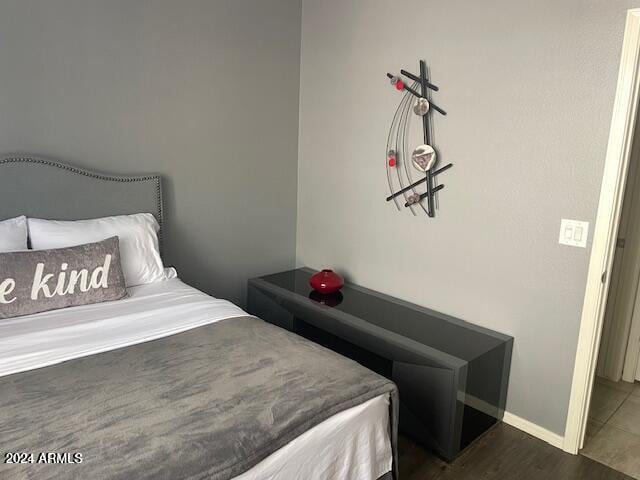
[0, 216, 28, 252]
[28, 213, 165, 287]
[0, 236, 127, 319]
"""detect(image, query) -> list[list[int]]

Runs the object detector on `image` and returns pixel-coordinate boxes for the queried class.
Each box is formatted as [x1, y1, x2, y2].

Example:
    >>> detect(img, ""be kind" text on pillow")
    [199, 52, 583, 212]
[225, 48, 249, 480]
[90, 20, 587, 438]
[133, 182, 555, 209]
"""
[0, 237, 127, 319]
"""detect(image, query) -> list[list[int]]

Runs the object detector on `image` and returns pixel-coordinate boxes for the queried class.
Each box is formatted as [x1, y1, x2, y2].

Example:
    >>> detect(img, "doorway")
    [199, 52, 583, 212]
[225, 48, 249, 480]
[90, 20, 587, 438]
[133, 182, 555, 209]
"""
[596, 128, 640, 385]
[564, 6, 640, 461]
[579, 118, 640, 477]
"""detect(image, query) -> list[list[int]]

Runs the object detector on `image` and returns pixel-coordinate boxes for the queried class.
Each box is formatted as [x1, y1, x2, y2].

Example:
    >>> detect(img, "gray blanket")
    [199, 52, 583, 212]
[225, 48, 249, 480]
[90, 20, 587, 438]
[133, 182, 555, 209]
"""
[0, 316, 398, 480]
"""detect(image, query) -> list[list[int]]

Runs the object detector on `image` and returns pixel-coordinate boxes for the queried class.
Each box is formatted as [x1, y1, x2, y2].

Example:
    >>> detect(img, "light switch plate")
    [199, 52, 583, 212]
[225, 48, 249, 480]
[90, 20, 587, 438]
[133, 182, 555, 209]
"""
[559, 219, 589, 248]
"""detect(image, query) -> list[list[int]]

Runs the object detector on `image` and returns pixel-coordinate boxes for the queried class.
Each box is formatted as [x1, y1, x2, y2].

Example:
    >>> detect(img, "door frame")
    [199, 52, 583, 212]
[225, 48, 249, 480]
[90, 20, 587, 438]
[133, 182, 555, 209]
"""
[564, 8, 640, 455]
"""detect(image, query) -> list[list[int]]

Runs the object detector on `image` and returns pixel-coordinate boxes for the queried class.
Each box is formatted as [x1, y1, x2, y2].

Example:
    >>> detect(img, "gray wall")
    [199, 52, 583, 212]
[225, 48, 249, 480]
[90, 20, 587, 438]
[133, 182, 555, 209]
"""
[0, 0, 302, 305]
[297, 0, 639, 435]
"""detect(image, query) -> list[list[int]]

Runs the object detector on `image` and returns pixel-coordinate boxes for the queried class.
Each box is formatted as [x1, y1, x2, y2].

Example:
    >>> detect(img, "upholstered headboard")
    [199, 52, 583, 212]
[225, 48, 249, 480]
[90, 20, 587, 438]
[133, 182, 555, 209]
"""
[0, 155, 164, 249]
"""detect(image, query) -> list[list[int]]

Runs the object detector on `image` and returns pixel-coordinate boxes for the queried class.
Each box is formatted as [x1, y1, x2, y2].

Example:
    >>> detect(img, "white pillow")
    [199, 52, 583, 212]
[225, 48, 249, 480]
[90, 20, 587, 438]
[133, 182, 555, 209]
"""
[28, 213, 165, 287]
[0, 216, 28, 252]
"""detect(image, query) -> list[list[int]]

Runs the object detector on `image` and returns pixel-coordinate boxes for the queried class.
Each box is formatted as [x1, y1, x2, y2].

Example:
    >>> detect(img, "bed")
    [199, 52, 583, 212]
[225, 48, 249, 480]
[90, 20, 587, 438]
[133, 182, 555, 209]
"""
[0, 156, 398, 480]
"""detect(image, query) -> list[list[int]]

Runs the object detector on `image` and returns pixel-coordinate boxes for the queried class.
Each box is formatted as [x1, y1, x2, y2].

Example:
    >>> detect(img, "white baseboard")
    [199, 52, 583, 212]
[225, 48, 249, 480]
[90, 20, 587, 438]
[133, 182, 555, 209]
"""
[464, 393, 567, 451]
[502, 411, 565, 450]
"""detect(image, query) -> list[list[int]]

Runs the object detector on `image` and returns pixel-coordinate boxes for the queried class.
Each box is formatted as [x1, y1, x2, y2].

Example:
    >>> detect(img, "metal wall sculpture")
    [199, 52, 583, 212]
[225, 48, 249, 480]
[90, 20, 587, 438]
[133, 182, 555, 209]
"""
[385, 60, 452, 217]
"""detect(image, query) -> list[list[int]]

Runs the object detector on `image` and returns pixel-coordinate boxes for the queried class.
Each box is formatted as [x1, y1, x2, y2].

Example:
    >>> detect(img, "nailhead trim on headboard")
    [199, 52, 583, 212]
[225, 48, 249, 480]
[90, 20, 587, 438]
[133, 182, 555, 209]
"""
[0, 156, 164, 253]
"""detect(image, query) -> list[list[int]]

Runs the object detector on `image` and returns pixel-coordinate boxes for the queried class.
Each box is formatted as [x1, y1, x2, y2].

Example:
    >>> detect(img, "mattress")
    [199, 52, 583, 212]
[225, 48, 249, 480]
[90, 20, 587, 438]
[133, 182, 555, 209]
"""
[0, 275, 392, 480]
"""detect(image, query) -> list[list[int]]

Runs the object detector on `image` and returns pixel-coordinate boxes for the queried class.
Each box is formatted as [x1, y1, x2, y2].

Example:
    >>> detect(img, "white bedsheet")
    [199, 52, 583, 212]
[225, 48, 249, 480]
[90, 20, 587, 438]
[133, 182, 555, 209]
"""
[0, 275, 392, 480]
[237, 394, 392, 480]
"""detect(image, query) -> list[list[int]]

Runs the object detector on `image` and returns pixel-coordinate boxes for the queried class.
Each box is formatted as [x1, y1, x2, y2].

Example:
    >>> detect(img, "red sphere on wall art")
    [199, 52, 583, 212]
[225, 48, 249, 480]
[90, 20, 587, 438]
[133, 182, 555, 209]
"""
[309, 269, 344, 294]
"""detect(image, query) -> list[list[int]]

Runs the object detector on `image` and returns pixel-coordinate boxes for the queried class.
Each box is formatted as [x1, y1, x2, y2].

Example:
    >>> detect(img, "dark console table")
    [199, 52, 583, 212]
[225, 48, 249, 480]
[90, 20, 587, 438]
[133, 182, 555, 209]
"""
[247, 268, 513, 461]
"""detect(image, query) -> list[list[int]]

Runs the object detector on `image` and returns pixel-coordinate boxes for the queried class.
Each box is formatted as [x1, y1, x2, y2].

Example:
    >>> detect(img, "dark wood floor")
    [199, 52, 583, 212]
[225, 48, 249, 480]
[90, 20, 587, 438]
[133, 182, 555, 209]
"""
[399, 423, 633, 480]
